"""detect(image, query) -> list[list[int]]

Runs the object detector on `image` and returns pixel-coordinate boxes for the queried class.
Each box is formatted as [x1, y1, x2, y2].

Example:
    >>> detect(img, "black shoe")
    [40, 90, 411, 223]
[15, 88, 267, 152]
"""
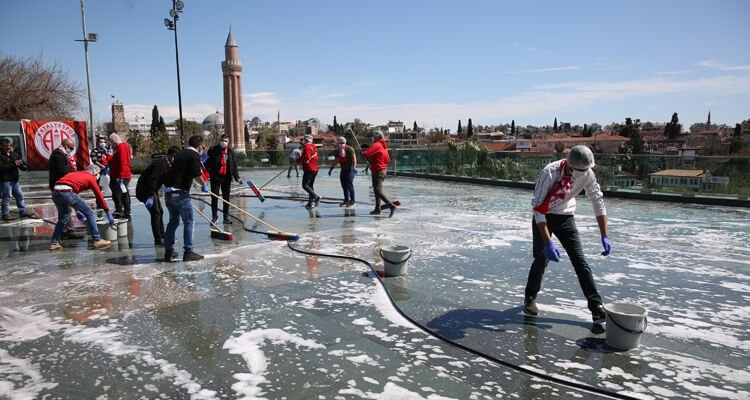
[112, 212, 123, 219]
[340, 201, 348, 207]
[2, 214, 16, 221]
[314, 196, 321, 207]
[183, 251, 204, 262]
[223, 219, 233, 224]
[211, 216, 218, 224]
[304, 202, 314, 209]
[163, 250, 178, 262]
[388, 204, 397, 218]
[21, 210, 38, 219]
[592, 304, 606, 324]
[524, 299, 539, 316]
[369, 209, 381, 215]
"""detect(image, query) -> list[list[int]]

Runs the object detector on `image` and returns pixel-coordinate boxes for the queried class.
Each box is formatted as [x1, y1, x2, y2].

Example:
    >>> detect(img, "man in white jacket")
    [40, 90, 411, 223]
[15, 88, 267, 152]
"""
[523, 145, 612, 325]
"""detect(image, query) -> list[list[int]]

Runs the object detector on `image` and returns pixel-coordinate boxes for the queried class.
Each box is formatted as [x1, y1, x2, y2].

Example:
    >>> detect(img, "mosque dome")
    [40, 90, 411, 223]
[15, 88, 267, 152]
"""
[202, 111, 224, 127]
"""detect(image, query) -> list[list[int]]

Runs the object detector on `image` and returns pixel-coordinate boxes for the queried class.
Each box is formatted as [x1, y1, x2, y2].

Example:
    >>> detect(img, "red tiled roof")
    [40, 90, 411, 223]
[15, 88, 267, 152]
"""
[650, 169, 705, 177]
[484, 142, 515, 151]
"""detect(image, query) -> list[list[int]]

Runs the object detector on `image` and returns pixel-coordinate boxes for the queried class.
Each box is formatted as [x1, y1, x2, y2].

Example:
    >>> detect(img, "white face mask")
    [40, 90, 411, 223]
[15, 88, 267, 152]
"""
[220, 141, 228, 148]
[337, 143, 345, 148]
[572, 169, 587, 179]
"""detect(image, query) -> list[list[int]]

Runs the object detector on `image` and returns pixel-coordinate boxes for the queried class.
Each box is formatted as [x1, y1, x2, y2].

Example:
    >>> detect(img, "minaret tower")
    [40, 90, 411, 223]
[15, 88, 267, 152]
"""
[222, 28, 245, 151]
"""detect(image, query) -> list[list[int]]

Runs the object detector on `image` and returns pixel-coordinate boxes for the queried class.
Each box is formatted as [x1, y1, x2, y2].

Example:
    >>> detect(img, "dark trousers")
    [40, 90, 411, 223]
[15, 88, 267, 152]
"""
[302, 171, 318, 203]
[109, 177, 131, 216]
[210, 175, 232, 220]
[339, 169, 356, 203]
[287, 161, 299, 177]
[371, 171, 392, 210]
[147, 193, 164, 242]
[524, 214, 602, 312]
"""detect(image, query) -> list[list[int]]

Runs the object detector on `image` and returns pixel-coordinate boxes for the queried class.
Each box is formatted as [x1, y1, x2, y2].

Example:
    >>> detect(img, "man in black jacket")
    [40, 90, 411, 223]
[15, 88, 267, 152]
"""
[136, 146, 180, 246]
[163, 136, 208, 262]
[0, 138, 37, 221]
[205, 134, 243, 224]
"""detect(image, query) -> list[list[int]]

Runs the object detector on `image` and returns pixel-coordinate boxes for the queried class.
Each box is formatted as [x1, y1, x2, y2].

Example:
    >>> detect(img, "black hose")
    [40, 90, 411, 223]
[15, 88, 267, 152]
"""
[284, 242, 642, 400]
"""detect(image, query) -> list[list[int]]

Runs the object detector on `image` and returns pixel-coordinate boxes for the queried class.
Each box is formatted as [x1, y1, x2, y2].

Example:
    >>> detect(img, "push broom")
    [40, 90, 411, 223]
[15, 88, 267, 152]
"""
[193, 206, 233, 241]
[206, 191, 300, 241]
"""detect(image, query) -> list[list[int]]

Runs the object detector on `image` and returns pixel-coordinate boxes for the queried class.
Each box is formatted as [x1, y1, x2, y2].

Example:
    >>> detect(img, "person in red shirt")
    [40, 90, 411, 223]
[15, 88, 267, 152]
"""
[361, 131, 396, 217]
[50, 164, 114, 250]
[297, 135, 320, 208]
[108, 132, 132, 218]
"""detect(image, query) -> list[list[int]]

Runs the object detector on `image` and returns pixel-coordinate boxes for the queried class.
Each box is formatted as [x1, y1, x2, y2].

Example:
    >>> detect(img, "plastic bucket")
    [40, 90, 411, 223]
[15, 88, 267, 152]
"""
[380, 245, 411, 277]
[116, 219, 128, 237]
[605, 303, 648, 350]
[98, 220, 117, 241]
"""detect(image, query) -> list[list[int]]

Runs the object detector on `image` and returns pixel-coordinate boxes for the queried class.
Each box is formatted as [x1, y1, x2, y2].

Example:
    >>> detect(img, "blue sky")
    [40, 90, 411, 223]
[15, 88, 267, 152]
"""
[2, 0, 749, 131]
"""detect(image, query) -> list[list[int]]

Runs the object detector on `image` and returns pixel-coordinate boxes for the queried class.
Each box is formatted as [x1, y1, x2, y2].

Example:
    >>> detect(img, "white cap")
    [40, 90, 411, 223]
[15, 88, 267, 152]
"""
[567, 145, 595, 169]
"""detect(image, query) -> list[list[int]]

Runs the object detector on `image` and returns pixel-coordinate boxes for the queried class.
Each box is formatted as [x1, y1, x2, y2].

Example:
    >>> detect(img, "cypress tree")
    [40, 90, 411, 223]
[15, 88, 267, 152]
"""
[467, 118, 473, 138]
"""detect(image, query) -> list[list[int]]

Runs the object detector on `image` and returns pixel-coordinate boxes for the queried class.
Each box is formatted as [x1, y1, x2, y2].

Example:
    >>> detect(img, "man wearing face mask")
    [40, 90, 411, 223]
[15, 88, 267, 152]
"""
[136, 146, 181, 246]
[89, 136, 111, 192]
[523, 145, 611, 326]
[327, 136, 357, 207]
[108, 132, 132, 219]
[205, 134, 243, 224]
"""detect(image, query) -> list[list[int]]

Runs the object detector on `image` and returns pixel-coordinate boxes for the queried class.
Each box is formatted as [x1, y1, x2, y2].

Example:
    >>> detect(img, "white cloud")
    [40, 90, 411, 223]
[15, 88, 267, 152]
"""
[506, 66, 581, 74]
[697, 59, 750, 71]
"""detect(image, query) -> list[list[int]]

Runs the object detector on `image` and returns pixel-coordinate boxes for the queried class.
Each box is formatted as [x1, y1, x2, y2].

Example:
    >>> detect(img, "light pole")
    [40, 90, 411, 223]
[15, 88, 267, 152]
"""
[76, 0, 98, 147]
[164, 0, 185, 147]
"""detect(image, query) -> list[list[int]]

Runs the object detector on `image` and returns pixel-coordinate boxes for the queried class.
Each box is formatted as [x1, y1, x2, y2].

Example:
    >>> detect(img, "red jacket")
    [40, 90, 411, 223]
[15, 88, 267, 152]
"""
[56, 171, 109, 212]
[362, 139, 390, 173]
[109, 142, 132, 179]
[297, 143, 319, 172]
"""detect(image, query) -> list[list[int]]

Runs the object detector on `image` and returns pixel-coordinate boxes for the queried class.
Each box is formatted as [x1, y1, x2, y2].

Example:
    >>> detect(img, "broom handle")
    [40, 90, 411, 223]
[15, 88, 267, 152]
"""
[260, 168, 288, 189]
[204, 190, 285, 232]
[193, 206, 224, 232]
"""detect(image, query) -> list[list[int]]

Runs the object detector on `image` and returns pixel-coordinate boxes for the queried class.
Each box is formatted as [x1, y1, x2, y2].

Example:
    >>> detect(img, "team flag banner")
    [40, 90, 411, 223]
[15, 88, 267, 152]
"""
[21, 120, 90, 171]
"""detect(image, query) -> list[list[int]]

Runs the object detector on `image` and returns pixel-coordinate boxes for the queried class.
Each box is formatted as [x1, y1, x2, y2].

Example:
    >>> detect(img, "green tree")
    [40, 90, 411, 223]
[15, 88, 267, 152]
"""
[553, 117, 558, 132]
[511, 120, 515, 136]
[730, 123, 743, 154]
[467, 118, 474, 138]
[127, 129, 145, 156]
[457, 120, 463, 137]
[620, 118, 645, 154]
[349, 118, 369, 147]
[413, 121, 418, 132]
[150, 105, 160, 135]
[582, 123, 591, 137]
[554, 142, 565, 154]
[664, 112, 682, 140]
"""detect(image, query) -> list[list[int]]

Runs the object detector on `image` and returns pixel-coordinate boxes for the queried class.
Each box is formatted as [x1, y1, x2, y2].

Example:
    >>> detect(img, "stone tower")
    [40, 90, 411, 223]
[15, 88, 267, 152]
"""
[111, 101, 129, 140]
[222, 28, 245, 151]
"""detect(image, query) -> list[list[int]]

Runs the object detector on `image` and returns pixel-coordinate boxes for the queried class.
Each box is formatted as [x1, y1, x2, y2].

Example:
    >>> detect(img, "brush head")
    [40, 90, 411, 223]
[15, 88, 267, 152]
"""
[266, 230, 300, 241]
[210, 229, 233, 241]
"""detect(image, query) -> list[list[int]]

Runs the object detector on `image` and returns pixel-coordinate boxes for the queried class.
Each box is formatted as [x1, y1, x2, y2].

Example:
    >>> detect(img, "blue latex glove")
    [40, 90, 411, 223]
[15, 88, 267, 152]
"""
[601, 236, 612, 256]
[76, 211, 86, 222]
[237, 179, 244, 185]
[102, 167, 109, 175]
[145, 197, 154, 208]
[200, 152, 208, 163]
[353, 168, 358, 175]
[117, 178, 123, 185]
[107, 213, 115, 225]
[544, 241, 561, 262]
[201, 184, 209, 193]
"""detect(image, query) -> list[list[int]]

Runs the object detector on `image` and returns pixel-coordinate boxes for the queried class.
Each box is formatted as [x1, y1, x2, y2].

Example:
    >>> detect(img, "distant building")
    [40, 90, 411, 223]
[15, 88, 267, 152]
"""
[106, 102, 129, 139]
[202, 111, 224, 136]
[649, 169, 707, 192]
[386, 121, 405, 134]
[222, 28, 245, 151]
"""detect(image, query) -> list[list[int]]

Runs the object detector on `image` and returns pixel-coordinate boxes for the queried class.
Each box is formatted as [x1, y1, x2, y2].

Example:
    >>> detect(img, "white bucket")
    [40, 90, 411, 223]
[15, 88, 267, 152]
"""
[380, 245, 411, 277]
[98, 220, 117, 241]
[605, 303, 648, 350]
[116, 219, 128, 237]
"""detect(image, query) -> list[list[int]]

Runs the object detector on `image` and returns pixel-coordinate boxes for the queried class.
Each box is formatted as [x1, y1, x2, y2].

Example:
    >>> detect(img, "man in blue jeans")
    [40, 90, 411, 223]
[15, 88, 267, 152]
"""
[50, 164, 114, 250]
[524, 145, 611, 325]
[0, 138, 38, 221]
[163, 135, 208, 262]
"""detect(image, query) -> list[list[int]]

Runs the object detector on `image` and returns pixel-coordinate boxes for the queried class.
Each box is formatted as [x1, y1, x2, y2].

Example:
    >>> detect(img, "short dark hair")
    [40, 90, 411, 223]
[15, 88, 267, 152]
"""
[0, 138, 10, 144]
[220, 134, 229, 140]
[188, 135, 203, 147]
[167, 146, 181, 156]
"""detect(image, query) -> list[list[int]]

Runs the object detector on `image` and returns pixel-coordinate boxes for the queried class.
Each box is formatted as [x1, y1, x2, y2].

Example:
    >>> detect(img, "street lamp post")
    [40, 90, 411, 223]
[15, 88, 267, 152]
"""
[76, 0, 98, 147]
[164, 0, 185, 147]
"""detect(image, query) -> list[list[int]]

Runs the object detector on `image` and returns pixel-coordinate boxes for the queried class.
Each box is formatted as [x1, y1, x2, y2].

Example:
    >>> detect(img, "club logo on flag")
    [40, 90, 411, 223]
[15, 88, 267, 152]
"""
[33, 121, 79, 159]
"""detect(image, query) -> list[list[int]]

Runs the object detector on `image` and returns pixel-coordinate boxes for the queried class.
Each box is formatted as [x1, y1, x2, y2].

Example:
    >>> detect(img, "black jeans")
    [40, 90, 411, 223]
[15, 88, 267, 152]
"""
[147, 192, 164, 242]
[210, 175, 233, 219]
[371, 171, 392, 210]
[524, 214, 602, 312]
[109, 177, 131, 216]
[302, 171, 318, 203]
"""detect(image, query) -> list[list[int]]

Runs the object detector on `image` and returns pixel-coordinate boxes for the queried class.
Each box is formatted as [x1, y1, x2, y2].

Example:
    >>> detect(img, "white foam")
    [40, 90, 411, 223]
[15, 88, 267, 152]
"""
[0, 348, 58, 400]
[223, 328, 324, 399]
